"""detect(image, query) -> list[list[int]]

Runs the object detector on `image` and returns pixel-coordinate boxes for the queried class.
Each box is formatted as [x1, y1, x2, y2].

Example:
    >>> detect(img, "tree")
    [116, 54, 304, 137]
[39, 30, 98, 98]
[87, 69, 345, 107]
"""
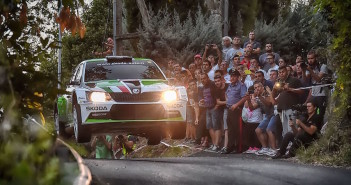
[0, 0, 86, 183]
[253, 3, 331, 63]
[137, 7, 222, 68]
[297, 0, 351, 166]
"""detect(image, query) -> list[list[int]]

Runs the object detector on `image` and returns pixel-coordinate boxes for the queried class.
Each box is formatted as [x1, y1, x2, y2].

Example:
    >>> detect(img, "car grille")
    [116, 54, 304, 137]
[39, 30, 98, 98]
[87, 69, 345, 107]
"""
[109, 104, 166, 120]
[110, 92, 162, 102]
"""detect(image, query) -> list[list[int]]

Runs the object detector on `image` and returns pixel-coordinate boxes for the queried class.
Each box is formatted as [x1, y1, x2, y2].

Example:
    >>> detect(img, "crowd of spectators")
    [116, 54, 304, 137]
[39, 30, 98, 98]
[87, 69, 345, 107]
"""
[166, 31, 329, 158]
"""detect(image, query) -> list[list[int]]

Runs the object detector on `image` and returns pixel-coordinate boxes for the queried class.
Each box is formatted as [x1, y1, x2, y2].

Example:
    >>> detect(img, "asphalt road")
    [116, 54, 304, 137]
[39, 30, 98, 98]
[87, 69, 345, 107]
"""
[85, 153, 351, 185]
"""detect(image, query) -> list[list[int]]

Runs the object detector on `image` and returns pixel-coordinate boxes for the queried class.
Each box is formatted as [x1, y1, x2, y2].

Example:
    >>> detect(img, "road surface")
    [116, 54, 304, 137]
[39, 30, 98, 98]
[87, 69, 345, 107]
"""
[85, 153, 351, 185]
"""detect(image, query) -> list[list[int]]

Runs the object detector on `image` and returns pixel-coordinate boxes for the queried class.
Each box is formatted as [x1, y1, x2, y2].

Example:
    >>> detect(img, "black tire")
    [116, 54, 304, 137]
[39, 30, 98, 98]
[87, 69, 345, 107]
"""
[54, 111, 68, 138]
[73, 104, 91, 143]
[147, 130, 162, 145]
[169, 122, 186, 139]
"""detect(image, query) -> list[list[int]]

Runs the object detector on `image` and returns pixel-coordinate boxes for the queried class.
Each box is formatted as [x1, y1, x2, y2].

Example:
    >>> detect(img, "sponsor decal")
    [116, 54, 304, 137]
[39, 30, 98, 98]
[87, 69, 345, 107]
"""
[86, 106, 108, 111]
[169, 103, 183, 108]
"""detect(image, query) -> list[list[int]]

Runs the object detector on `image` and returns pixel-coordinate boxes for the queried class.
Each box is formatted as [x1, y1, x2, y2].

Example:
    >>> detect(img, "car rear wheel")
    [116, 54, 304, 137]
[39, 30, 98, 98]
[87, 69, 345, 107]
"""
[73, 104, 91, 143]
[54, 111, 68, 138]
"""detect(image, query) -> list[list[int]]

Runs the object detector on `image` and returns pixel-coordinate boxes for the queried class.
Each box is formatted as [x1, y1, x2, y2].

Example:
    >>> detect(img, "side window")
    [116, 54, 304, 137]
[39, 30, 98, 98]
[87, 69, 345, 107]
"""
[75, 64, 83, 82]
[71, 65, 80, 82]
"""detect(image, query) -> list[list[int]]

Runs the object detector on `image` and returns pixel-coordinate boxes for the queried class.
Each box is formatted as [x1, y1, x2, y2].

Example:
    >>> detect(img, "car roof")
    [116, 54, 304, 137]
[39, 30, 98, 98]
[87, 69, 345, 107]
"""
[82, 57, 152, 64]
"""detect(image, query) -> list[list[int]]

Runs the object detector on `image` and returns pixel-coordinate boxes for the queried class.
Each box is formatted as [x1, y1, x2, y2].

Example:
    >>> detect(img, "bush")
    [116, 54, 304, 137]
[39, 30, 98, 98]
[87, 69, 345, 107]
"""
[138, 6, 222, 67]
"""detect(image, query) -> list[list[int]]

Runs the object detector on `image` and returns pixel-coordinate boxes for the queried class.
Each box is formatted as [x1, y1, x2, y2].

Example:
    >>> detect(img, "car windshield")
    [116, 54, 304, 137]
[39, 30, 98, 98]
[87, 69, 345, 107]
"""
[84, 60, 165, 82]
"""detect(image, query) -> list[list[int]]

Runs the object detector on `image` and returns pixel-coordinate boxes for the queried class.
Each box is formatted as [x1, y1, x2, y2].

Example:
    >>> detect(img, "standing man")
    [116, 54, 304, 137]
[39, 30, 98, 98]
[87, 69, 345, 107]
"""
[259, 43, 280, 70]
[305, 50, 328, 116]
[198, 73, 217, 149]
[269, 70, 278, 84]
[203, 44, 222, 81]
[266, 53, 279, 74]
[271, 66, 303, 137]
[225, 36, 245, 67]
[214, 74, 229, 153]
[222, 69, 248, 154]
[194, 54, 203, 70]
[222, 36, 233, 61]
[219, 62, 230, 83]
[243, 31, 261, 56]
[255, 71, 274, 90]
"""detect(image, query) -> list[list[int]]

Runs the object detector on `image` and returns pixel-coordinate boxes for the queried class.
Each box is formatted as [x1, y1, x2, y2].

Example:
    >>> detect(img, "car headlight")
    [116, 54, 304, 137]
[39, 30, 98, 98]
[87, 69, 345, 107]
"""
[162, 90, 177, 102]
[88, 92, 111, 102]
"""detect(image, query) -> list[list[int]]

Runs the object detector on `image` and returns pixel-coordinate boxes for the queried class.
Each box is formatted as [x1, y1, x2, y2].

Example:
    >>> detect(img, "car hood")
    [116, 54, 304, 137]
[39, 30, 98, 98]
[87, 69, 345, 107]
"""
[86, 80, 170, 94]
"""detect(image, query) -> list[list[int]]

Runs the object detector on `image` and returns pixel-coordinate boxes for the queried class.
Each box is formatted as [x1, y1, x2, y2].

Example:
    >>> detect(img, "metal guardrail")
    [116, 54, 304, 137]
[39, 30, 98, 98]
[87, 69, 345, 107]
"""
[24, 115, 92, 185]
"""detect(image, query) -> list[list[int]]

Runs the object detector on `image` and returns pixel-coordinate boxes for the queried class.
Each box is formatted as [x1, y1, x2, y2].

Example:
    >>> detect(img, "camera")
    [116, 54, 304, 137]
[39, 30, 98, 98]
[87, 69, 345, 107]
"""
[248, 88, 254, 94]
[273, 82, 285, 93]
[290, 104, 307, 122]
[299, 62, 308, 70]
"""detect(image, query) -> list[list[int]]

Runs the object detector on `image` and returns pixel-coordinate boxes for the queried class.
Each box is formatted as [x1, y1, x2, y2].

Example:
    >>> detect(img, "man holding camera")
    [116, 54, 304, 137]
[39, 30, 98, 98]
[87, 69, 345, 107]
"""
[305, 50, 328, 116]
[91, 135, 113, 159]
[93, 37, 114, 57]
[202, 44, 222, 81]
[271, 66, 303, 137]
[272, 100, 323, 159]
[113, 134, 138, 159]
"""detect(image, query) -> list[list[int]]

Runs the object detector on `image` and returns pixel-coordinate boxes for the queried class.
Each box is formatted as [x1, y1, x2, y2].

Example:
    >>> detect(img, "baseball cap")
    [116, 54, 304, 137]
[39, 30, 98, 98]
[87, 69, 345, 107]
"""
[194, 54, 202, 59]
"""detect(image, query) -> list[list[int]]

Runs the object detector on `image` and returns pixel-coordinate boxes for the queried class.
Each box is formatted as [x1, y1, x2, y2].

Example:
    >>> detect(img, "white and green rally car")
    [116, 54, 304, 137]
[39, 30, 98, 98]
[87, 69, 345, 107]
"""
[54, 56, 187, 144]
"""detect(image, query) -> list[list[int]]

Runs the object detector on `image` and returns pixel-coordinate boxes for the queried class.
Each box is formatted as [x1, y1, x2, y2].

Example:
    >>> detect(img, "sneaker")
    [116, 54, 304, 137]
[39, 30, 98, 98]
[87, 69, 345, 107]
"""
[271, 151, 284, 159]
[207, 144, 214, 150]
[265, 148, 277, 157]
[255, 147, 270, 156]
[211, 145, 220, 152]
[220, 147, 229, 154]
[243, 147, 254, 154]
[244, 147, 260, 154]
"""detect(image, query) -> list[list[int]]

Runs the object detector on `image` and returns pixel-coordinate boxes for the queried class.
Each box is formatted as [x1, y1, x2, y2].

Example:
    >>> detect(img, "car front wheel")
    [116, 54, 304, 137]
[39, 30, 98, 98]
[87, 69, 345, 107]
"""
[73, 104, 91, 143]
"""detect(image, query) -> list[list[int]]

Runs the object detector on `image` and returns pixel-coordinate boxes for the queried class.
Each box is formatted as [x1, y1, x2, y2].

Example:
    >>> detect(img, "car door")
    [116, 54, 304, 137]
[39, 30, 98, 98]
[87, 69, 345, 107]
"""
[66, 63, 84, 123]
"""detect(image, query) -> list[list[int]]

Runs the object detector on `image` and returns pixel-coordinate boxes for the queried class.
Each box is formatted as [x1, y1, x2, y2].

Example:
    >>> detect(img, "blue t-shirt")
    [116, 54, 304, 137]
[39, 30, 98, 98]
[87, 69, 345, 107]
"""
[226, 82, 247, 107]
[199, 81, 216, 108]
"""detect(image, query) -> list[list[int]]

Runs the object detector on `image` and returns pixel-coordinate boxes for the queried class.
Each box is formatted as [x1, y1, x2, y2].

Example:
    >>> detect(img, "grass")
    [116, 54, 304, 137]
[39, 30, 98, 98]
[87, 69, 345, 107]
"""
[296, 95, 351, 167]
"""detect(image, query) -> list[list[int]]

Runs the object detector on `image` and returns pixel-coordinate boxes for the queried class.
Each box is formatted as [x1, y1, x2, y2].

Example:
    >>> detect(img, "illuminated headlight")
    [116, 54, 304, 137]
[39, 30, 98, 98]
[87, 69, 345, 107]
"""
[88, 92, 111, 102]
[162, 90, 177, 102]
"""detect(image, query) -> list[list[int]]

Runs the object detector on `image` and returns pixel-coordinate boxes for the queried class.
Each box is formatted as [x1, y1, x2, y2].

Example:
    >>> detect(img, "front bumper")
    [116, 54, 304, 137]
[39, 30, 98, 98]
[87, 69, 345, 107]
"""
[79, 101, 186, 125]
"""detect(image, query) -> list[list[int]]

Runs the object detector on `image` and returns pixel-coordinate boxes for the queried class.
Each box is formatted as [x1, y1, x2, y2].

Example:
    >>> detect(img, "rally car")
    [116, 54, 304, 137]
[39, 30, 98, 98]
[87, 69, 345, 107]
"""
[54, 56, 187, 144]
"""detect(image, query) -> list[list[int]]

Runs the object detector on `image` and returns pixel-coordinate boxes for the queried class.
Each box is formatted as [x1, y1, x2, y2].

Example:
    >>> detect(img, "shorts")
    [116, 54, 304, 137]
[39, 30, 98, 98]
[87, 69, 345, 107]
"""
[206, 107, 223, 130]
[257, 114, 278, 133]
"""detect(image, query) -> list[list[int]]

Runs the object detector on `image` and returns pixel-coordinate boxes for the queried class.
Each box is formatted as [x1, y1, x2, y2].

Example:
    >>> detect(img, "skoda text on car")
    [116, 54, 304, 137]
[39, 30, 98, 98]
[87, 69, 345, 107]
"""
[54, 56, 187, 144]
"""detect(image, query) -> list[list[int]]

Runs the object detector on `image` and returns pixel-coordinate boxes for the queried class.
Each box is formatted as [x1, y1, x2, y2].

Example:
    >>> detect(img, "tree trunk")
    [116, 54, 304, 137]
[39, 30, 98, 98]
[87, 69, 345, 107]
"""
[136, 0, 149, 27]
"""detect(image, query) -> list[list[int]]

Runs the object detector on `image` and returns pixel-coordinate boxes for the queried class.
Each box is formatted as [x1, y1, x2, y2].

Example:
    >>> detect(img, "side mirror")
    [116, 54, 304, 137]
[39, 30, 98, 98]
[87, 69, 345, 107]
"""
[68, 80, 80, 86]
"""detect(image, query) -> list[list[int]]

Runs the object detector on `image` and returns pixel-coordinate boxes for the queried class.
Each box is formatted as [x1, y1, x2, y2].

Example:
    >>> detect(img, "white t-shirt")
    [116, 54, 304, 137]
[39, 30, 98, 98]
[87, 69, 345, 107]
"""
[243, 105, 263, 124]
[208, 64, 219, 81]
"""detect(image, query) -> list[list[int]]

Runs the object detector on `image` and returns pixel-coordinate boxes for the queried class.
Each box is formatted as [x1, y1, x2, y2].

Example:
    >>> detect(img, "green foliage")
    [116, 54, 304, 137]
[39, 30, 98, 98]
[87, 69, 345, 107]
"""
[253, 3, 331, 63]
[0, 0, 84, 183]
[296, 0, 351, 166]
[138, 6, 222, 67]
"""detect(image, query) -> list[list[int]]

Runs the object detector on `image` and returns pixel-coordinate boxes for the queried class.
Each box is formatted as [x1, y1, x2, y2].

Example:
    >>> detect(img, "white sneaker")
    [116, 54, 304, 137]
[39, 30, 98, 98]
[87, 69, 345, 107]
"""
[266, 148, 277, 157]
[255, 147, 270, 155]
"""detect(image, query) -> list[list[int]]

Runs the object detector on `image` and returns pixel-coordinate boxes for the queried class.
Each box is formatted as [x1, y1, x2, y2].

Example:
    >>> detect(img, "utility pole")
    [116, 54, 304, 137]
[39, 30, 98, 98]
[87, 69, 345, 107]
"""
[223, 0, 229, 36]
[113, 0, 123, 55]
[58, 0, 62, 89]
